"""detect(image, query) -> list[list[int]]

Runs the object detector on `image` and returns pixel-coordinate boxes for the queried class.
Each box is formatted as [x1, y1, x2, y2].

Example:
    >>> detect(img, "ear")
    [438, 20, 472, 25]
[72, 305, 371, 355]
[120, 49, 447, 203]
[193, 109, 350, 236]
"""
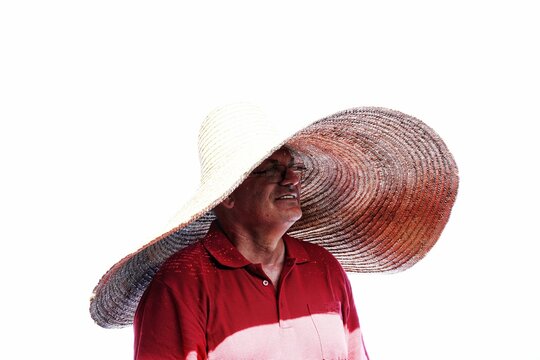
[220, 195, 235, 209]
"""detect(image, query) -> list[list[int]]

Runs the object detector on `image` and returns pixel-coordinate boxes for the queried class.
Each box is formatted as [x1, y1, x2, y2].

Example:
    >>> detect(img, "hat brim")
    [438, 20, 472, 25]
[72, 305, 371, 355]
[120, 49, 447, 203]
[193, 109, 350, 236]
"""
[288, 108, 458, 272]
[90, 107, 458, 328]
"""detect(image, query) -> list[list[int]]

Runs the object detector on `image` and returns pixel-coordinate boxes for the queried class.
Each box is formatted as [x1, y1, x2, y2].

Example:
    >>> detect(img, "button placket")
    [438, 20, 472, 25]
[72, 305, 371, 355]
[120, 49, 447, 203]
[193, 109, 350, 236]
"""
[277, 260, 291, 329]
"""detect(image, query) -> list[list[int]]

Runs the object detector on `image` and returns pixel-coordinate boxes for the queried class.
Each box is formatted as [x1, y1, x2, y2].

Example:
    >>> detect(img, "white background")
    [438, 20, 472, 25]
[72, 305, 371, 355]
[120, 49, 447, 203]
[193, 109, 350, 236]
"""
[1, 1, 539, 359]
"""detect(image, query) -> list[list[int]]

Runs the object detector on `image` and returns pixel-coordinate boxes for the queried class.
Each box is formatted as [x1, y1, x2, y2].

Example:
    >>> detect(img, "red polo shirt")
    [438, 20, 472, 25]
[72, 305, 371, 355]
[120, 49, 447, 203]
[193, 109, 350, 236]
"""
[134, 221, 369, 359]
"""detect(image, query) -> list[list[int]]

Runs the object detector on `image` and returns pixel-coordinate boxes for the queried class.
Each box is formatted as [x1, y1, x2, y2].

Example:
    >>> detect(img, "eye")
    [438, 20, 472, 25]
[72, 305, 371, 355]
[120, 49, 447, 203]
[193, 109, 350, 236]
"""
[267, 165, 282, 174]
[251, 165, 280, 176]
[291, 164, 306, 171]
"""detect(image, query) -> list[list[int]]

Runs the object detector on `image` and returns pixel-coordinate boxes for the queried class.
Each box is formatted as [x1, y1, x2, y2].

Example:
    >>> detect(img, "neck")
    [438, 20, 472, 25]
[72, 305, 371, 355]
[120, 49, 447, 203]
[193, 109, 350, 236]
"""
[217, 220, 286, 266]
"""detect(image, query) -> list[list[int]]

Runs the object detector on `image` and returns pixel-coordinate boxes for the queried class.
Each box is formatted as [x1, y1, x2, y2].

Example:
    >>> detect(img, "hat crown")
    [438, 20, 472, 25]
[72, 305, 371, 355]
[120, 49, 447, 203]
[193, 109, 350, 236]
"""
[197, 103, 283, 187]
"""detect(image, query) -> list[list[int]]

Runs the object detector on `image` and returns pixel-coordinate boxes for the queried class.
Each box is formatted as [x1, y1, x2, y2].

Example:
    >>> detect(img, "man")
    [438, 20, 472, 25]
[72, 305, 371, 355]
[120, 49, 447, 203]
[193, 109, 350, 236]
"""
[133, 146, 369, 359]
[90, 103, 458, 360]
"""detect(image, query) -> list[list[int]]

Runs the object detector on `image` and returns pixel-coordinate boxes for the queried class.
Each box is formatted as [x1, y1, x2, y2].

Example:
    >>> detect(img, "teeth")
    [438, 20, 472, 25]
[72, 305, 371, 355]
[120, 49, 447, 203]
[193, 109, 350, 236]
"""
[279, 195, 296, 199]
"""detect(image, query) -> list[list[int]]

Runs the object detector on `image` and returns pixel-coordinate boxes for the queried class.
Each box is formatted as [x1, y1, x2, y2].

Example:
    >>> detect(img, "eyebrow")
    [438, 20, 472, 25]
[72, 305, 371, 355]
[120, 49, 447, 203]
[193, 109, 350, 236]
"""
[261, 157, 302, 167]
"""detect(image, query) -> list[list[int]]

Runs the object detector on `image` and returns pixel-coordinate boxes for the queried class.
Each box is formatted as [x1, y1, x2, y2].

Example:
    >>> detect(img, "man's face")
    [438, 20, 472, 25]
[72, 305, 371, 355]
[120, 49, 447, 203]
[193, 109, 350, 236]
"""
[227, 147, 303, 229]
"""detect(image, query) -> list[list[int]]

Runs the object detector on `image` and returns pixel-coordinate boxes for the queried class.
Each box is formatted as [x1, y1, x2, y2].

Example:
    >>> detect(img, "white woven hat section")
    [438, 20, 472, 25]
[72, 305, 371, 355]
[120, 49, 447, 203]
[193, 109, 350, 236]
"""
[165, 103, 290, 231]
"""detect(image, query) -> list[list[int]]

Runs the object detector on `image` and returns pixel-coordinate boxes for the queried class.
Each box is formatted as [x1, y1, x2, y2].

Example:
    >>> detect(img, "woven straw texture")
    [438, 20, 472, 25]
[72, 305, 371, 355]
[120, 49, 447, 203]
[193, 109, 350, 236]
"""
[90, 105, 458, 328]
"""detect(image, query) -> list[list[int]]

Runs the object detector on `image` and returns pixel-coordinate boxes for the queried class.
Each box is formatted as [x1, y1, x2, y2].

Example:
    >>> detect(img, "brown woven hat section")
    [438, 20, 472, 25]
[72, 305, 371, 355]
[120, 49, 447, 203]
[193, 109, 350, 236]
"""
[89, 212, 217, 328]
[89, 106, 458, 328]
[288, 107, 458, 272]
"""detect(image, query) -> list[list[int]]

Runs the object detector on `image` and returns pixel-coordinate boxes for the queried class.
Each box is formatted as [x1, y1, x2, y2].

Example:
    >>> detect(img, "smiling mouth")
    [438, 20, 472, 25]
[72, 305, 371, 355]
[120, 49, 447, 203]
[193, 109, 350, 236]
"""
[276, 194, 298, 200]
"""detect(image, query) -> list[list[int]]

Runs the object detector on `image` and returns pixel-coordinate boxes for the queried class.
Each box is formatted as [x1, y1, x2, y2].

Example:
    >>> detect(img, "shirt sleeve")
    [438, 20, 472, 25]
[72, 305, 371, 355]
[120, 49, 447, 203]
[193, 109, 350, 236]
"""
[134, 275, 207, 360]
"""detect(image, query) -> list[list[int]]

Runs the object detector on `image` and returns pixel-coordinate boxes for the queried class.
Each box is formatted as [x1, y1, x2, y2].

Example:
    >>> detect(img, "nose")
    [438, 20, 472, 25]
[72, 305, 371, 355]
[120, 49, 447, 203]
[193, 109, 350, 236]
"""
[280, 167, 301, 186]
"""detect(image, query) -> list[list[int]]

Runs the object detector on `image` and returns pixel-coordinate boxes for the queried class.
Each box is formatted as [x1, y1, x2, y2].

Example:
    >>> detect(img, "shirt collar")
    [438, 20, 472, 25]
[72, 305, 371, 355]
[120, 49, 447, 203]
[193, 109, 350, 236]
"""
[202, 221, 312, 268]
[282, 233, 311, 264]
[202, 221, 251, 268]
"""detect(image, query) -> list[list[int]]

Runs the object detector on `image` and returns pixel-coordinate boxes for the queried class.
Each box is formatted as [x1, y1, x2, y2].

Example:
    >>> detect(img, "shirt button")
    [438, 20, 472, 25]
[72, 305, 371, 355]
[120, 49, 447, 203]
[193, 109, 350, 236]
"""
[262, 280, 269, 286]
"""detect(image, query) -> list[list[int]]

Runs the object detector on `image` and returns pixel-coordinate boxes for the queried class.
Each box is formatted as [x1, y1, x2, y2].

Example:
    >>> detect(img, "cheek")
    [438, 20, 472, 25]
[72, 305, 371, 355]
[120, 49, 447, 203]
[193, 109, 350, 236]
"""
[250, 192, 276, 217]
[235, 191, 266, 212]
[230, 181, 275, 211]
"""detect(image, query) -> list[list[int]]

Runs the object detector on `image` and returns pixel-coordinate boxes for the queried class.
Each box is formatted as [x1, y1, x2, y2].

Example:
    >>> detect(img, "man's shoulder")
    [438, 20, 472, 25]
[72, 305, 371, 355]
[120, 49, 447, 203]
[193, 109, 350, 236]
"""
[286, 234, 342, 265]
[286, 235, 349, 290]
[156, 240, 211, 275]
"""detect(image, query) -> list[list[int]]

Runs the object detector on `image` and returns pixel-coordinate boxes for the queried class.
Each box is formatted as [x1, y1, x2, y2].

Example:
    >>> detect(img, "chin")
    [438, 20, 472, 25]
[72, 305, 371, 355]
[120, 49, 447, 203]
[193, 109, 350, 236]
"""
[286, 208, 302, 223]
[272, 204, 302, 225]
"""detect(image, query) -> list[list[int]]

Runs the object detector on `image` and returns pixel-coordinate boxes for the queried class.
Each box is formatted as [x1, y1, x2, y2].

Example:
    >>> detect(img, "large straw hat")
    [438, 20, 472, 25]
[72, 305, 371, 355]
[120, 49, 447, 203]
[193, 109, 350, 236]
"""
[90, 103, 459, 328]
